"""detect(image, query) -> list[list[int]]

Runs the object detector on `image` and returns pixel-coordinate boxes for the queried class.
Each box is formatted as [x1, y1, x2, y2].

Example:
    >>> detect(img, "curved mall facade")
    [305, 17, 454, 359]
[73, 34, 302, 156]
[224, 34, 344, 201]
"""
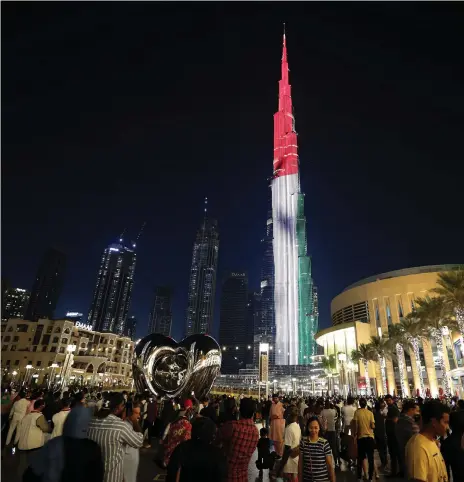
[315, 264, 464, 397]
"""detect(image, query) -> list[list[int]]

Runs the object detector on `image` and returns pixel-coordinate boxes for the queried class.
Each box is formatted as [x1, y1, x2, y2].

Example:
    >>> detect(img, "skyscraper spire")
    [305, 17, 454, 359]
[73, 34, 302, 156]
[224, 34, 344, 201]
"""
[271, 29, 318, 365]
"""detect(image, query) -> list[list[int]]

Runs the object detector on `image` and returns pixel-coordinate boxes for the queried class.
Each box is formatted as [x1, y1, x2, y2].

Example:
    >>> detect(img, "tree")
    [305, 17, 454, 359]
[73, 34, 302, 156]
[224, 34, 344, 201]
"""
[321, 354, 337, 394]
[351, 344, 375, 395]
[387, 324, 409, 397]
[414, 296, 457, 397]
[400, 314, 427, 397]
[432, 269, 464, 337]
[368, 336, 392, 395]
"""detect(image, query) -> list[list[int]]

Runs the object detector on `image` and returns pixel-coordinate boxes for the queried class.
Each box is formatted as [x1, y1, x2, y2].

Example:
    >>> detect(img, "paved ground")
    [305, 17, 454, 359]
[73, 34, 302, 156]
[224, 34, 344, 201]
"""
[2, 439, 405, 482]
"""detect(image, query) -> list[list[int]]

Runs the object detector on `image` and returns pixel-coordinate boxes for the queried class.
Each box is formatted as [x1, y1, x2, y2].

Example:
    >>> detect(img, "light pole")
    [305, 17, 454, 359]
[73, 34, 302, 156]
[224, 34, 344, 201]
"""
[292, 378, 297, 394]
[22, 365, 33, 387]
[48, 363, 59, 390]
[60, 344, 76, 395]
[338, 353, 347, 397]
[273, 379, 277, 395]
[11, 370, 18, 387]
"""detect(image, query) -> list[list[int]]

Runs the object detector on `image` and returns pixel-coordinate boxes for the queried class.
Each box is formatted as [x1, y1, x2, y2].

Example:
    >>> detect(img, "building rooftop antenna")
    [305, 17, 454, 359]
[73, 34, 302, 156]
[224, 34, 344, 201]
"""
[119, 228, 126, 243]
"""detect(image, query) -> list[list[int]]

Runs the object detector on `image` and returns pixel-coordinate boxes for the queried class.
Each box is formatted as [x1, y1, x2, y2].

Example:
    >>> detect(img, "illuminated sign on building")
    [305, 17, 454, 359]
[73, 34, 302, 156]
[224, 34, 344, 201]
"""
[231, 273, 246, 277]
[75, 322, 93, 331]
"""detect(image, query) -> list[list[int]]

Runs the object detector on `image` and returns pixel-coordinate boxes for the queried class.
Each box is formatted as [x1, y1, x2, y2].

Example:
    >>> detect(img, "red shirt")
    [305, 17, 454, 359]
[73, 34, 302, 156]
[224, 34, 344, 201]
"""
[219, 418, 259, 482]
[163, 417, 192, 466]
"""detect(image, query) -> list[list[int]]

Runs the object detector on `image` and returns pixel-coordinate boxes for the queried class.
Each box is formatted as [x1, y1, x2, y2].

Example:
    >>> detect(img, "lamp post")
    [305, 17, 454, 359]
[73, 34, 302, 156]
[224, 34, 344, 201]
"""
[11, 370, 18, 387]
[60, 345, 76, 395]
[48, 363, 59, 390]
[292, 378, 297, 394]
[338, 353, 347, 397]
[273, 379, 277, 395]
[22, 365, 33, 387]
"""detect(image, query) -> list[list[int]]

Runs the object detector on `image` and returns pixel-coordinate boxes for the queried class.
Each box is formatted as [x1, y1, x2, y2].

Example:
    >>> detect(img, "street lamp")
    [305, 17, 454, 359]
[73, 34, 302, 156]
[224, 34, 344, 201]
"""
[22, 365, 33, 387]
[338, 353, 347, 397]
[48, 363, 59, 390]
[60, 345, 77, 395]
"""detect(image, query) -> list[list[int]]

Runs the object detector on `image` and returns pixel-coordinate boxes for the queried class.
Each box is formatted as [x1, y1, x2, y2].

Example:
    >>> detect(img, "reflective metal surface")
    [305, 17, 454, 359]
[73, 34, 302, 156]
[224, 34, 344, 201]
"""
[133, 334, 222, 400]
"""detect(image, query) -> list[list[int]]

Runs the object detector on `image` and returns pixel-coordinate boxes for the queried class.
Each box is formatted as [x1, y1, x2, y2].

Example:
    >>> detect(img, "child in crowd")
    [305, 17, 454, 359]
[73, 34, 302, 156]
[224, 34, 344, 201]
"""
[256, 427, 279, 479]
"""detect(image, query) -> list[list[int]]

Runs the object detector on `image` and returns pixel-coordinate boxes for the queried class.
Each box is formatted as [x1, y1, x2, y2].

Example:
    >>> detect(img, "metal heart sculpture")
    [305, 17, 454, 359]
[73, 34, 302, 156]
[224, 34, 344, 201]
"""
[132, 333, 222, 400]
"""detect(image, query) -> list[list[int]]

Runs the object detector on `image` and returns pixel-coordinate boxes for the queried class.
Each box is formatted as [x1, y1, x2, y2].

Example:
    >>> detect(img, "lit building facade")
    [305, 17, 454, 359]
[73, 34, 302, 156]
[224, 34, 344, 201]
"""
[271, 34, 318, 365]
[2, 288, 30, 321]
[185, 214, 219, 336]
[219, 273, 248, 374]
[25, 248, 66, 322]
[148, 286, 173, 336]
[87, 239, 137, 335]
[1, 318, 134, 388]
[315, 264, 464, 397]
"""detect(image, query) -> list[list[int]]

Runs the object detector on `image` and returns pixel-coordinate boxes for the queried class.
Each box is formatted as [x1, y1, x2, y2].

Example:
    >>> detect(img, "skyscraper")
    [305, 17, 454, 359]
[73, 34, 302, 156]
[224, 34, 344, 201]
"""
[87, 238, 137, 335]
[219, 272, 248, 373]
[246, 291, 261, 366]
[185, 201, 219, 336]
[25, 248, 66, 321]
[272, 32, 318, 365]
[255, 180, 276, 366]
[124, 315, 137, 340]
[148, 286, 173, 336]
[2, 287, 30, 321]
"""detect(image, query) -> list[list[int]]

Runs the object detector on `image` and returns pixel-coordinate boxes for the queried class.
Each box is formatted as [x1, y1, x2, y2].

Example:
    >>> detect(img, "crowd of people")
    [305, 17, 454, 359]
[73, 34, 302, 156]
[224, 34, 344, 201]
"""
[1, 385, 464, 482]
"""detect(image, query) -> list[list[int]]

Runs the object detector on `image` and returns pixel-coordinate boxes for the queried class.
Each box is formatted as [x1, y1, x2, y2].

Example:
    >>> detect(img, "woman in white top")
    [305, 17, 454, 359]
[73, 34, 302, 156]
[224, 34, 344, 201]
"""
[51, 398, 72, 438]
[342, 396, 357, 435]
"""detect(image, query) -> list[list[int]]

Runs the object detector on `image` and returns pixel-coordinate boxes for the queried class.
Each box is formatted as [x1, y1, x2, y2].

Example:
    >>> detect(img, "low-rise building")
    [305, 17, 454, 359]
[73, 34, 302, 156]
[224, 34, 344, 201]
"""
[1, 318, 134, 389]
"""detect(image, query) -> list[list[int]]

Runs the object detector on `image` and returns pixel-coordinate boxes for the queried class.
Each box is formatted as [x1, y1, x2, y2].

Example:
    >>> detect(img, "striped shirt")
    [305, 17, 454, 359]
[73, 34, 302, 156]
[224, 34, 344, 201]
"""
[87, 414, 143, 482]
[299, 436, 332, 482]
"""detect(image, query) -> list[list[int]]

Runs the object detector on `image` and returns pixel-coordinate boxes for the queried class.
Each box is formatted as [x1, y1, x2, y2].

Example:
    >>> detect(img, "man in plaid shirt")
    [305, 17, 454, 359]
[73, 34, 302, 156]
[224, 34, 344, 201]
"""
[219, 397, 259, 482]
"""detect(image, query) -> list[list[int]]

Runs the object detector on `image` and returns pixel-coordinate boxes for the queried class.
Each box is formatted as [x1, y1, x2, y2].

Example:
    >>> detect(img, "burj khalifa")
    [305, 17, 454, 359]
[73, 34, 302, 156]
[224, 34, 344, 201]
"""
[272, 32, 318, 365]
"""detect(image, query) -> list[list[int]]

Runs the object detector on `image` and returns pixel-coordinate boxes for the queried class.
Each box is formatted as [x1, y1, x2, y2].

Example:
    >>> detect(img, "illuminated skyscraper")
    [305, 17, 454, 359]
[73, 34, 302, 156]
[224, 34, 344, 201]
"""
[124, 315, 137, 340]
[2, 287, 30, 321]
[25, 248, 66, 322]
[272, 32, 318, 365]
[185, 200, 219, 336]
[148, 286, 173, 336]
[87, 238, 137, 335]
[219, 272, 248, 373]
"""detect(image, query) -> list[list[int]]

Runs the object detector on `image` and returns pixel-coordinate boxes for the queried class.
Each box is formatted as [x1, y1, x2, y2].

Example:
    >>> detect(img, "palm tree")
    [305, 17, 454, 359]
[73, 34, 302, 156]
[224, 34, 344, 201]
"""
[321, 354, 337, 393]
[351, 344, 375, 395]
[368, 336, 391, 395]
[415, 296, 457, 397]
[387, 324, 409, 397]
[400, 314, 426, 397]
[432, 269, 464, 337]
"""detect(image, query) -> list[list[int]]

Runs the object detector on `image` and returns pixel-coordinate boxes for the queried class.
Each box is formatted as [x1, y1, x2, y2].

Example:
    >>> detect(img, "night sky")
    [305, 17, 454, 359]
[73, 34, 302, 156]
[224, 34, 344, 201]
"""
[2, 2, 463, 341]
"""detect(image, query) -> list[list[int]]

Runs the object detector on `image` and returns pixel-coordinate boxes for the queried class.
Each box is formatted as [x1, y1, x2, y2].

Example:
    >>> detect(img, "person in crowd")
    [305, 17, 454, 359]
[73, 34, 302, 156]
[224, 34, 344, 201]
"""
[50, 397, 71, 439]
[200, 396, 218, 423]
[87, 392, 143, 482]
[395, 399, 420, 477]
[23, 404, 103, 482]
[123, 402, 142, 482]
[6, 390, 28, 446]
[218, 397, 238, 425]
[270, 394, 285, 456]
[299, 416, 335, 482]
[26, 392, 42, 415]
[162, 399, 194, 468]
[256, 427, 277, 479]
[322, 400, 338, 466]
[219, 397, 259, 482]
[143, 394, 159, 447]
[405, 400, 449, 482]
[384, 394, 400, 477]
[17, 399, 50, 475]
[70, 392, 86, 409]
[42, 392, 62, 425]
[262, 397, 272, 430]
[167, 415, 227, 482]
[342, 396, 356, 435]
[95, 393, 103, 414]
[278, 406, 301, 482]
[440, 409, 464, 481]
[352, 398, 375, 482]
[373, 400, 388, 469]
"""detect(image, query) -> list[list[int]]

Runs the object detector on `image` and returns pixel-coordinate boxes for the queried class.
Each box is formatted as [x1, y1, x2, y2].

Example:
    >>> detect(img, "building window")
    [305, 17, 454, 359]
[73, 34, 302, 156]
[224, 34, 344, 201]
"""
[11, 345, 16, 351]
[52, 337, 59, 343]
[373, 299, 381, 330]
[47, 327, 53, 334]
[61, 338, 68, 345]
[36, 361, 42, 366]
[7, 327, 13, 332]
[397, 295, 404, 319]
[54, 328, 61, 333]
[33, 346, 37, 352]
[59, 347, 65, 354]
[16, 325, 28, 332]
[14, 360, 19, 366]
[64, 328, 70, 334]
[42, 347, 47, 352]
[50, 346, 56, 353]
[407, 293, 415, 312]
[4, 336, 11, 342]
[384, 297, 393, 325]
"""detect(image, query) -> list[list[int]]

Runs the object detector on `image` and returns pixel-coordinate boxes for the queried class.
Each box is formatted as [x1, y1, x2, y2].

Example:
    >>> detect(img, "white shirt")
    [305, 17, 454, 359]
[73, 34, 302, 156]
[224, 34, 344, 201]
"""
[51, 409, 70, 438]
[283, 422, 301, 474]
[299, 402, 308, 417]
[322, 408, 338, 432]
[342, 404, 357, 430]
